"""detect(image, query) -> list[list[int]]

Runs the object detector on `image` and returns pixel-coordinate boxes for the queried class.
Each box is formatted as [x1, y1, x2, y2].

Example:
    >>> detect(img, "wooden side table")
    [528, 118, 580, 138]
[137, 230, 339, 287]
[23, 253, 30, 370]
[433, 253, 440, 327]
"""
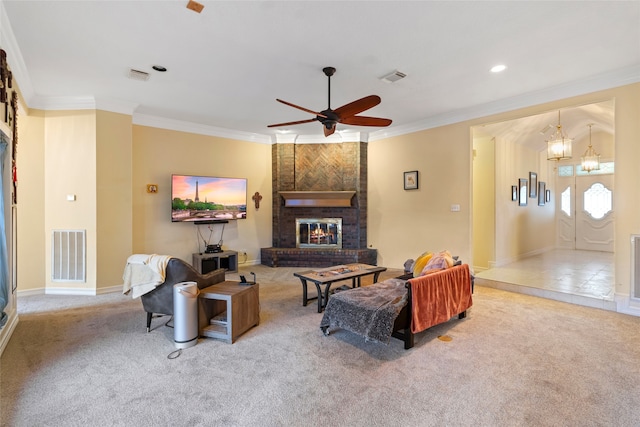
[198, 281, 260, 343]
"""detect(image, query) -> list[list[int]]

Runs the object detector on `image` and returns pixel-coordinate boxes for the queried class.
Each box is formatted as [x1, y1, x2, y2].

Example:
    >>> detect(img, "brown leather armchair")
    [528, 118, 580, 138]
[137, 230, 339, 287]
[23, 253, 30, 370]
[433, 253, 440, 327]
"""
[140, 257, 226, 332]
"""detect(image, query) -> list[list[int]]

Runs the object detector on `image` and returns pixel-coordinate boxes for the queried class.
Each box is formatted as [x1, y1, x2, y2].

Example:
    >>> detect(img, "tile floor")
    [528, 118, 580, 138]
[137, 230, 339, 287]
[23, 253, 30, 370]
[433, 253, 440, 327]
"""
[475, 249, 617, 311]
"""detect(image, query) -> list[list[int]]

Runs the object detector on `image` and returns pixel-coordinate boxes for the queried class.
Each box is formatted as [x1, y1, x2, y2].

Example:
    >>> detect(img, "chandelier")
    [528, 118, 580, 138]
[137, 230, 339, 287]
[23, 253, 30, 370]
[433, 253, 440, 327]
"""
[581, 123, 600, 173]
[546, 111, 573, 161]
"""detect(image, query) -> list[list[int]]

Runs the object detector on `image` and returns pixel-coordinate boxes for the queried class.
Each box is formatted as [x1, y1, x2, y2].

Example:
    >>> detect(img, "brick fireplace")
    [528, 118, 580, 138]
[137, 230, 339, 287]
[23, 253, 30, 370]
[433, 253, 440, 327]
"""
[260, 141, 377, 267]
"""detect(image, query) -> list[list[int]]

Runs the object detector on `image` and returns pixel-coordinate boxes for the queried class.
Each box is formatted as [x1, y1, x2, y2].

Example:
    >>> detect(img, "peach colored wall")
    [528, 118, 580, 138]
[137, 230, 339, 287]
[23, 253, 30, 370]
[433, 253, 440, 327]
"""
[44, 110, 97, 291]
[368, 123, 473, 268]
[15, 108, 45, 292]
[96, 110, 132, 290]
[472, 135, 495, 271]
[131, 125, 272, 265]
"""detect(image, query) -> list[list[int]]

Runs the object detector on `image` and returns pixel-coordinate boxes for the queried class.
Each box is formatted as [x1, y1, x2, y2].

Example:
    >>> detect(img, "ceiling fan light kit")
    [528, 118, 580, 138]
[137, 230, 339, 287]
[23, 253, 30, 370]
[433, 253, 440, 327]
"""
[268, 66, 392, 137]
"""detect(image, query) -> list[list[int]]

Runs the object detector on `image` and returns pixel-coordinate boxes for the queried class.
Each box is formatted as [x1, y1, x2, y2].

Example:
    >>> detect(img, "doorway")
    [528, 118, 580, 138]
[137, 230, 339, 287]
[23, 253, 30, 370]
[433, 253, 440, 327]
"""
[472, 100, 615, 308]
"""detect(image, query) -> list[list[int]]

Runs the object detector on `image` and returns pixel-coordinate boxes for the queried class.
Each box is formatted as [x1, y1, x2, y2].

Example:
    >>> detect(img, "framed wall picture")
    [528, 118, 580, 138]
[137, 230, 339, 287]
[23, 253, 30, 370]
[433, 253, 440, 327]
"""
[518, 178, 528, 206]
[538, 182, 546, 206]
[511, 185, 518, 201]
[404, 170, 418, 190]
[529, 172, 537, 198]
[546, 189, 551, 203]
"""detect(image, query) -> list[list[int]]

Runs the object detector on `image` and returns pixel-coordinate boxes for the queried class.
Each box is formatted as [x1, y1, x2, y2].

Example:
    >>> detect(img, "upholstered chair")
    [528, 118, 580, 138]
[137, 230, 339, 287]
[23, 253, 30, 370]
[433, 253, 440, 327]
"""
[140, 258, 226, 332]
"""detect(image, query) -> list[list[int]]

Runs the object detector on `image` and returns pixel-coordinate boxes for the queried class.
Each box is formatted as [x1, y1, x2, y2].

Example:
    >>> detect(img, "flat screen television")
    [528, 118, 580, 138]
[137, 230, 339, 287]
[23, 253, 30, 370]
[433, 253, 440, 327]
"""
[171, 174, 247, 223]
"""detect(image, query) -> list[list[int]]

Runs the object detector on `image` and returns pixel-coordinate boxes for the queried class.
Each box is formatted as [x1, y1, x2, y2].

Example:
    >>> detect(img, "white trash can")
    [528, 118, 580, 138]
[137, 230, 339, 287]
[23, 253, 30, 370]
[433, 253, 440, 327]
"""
[173, 281, 199, 349]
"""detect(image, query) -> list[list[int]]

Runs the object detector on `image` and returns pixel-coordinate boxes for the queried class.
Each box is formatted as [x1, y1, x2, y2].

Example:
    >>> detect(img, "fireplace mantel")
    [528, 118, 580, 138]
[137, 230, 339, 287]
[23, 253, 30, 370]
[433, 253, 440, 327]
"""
[279, 191, 356, 207]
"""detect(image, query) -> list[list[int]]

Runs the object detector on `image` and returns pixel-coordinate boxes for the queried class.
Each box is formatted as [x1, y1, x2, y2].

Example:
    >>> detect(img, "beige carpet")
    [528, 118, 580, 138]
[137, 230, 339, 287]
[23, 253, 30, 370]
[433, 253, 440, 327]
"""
[2, 265, 640, 426]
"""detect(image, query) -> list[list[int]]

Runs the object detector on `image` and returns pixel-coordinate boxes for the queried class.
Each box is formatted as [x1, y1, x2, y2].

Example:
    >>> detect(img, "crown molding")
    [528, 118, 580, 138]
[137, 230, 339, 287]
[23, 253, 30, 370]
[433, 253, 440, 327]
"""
[132, 113, 272, 144]
[368, 64, 640, 142]
[29, 95, 96, 111]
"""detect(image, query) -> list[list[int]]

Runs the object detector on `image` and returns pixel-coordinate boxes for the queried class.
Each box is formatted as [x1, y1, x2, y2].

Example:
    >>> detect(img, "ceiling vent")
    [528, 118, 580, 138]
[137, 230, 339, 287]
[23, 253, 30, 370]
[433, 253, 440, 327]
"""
[128, 69, 150, 81]
[380, 70, 407, 83]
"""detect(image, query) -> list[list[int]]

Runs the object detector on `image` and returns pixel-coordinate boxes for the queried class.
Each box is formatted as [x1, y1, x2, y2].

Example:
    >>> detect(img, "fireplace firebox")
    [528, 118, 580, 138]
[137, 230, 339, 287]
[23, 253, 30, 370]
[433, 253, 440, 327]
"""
[296, 218, 342, 248]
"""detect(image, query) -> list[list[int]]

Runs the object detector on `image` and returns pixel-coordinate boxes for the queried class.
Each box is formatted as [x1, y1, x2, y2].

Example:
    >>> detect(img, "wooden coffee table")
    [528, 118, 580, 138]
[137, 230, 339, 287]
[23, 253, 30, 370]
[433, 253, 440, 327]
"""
[293, 263, 387, 313]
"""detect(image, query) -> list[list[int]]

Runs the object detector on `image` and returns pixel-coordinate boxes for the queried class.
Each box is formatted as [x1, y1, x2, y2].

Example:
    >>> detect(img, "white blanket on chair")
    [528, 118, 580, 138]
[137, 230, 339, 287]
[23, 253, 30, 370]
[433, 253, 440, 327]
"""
[122, 254, 172, 298]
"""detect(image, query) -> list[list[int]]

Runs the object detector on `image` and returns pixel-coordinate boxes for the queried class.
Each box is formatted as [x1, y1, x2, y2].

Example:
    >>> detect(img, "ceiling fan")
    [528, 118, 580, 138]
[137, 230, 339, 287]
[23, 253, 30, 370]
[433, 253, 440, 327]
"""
[268, 67, 392, 137]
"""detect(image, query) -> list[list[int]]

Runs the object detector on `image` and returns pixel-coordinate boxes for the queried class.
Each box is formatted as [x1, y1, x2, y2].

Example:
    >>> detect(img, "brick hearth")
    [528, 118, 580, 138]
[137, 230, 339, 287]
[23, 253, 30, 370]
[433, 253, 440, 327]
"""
[260, 248, 377, 268]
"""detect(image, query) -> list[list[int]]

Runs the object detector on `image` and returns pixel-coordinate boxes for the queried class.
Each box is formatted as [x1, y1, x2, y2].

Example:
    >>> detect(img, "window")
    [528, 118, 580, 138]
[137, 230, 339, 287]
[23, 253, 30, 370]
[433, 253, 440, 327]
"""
[561, 186, 571, 216]
[583, 183, 612, 219]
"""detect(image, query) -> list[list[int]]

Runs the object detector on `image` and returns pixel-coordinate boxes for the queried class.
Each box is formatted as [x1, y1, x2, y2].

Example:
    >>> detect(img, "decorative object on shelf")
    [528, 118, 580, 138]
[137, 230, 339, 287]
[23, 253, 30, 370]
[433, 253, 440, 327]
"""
[252, 191, 262, 209]
[529, 172, 537, 198]
[404, 170, 418, 190]
[511, 185, 518, 201]
[146, 184, 158, 193]
[546, 189, 551, 203]
[518, 178, 528, 206]
[538, 182, 546, 206]
[581, 123, 601, 173]
[546, 110, 573, 161]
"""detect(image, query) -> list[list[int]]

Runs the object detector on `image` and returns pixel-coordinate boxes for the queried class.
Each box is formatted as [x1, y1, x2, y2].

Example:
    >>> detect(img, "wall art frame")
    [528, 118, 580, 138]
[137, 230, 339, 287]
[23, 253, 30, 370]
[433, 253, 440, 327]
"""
[404, 170, 419, 190]
[529, 172, 537, 198]
[511, 185, 518, 201]
[538, 182, 546, 206]
[518, 178, 528, 206]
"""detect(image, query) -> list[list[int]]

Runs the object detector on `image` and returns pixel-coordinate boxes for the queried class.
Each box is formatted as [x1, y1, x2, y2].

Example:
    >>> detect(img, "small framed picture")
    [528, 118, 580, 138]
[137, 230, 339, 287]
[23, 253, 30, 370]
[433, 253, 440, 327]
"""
[511, 185, 518, 201]
[529, 172, 537, 198]
[146, 184, 158, 193]
[518, 178, 528, 206]
[546, 189, 551, 203]
[538, 182, 546, 206]
[404, 171, 419, 190]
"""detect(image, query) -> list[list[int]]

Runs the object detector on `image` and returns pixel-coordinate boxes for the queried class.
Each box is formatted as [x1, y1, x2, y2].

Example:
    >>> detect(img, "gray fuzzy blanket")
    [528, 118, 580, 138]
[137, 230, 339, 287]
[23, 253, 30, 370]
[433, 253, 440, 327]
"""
[320, 278, 408, 344]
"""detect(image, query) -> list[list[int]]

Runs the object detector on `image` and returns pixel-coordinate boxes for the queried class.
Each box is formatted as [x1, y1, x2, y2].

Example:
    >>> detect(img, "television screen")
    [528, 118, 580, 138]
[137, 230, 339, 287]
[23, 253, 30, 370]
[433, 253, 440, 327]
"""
[171, 174, 247, 222]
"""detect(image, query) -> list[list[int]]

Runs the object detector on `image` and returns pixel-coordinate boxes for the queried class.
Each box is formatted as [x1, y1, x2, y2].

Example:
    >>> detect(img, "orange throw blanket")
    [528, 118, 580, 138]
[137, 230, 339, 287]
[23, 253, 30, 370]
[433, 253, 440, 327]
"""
[408, 264, 473, 334]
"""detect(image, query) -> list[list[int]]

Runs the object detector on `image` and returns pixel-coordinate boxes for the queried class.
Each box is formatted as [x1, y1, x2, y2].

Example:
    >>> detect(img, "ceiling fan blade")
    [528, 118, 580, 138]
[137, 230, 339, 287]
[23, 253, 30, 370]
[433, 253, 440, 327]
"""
[267, 118, 317, 128]
[276, 99, 327, 118]
[323, 122, 337, 137]
[339, 115, 392, 127]
[334, 95, 381, 119]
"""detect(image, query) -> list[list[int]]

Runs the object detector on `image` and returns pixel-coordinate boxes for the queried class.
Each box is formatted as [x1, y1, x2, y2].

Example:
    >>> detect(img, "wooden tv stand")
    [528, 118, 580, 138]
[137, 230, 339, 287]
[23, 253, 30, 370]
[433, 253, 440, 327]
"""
[193, 250, 238, 273]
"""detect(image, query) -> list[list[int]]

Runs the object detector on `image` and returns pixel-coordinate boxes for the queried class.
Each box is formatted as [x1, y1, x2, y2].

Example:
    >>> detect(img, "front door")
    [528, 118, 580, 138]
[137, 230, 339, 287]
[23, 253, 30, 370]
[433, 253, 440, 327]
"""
[555, 165, 614, 252]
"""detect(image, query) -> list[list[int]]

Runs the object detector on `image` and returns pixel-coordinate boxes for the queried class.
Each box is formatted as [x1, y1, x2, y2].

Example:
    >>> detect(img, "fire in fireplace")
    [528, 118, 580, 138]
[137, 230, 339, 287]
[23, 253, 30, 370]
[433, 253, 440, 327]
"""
[296, 218, 342, 248]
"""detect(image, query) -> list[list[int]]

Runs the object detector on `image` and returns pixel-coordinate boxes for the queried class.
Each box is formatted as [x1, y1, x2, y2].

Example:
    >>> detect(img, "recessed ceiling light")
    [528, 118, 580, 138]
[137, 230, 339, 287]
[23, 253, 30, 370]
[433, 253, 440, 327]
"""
[152, 65, 167, 72]
[490, 64, 507, 73]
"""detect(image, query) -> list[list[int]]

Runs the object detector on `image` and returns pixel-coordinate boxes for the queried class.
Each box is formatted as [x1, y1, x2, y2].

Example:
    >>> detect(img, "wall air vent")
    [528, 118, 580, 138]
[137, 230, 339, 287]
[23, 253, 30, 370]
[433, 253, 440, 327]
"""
[52, 230, 86, 282]
[380, 70, 407, 83]
[128, 68, 150, 81]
